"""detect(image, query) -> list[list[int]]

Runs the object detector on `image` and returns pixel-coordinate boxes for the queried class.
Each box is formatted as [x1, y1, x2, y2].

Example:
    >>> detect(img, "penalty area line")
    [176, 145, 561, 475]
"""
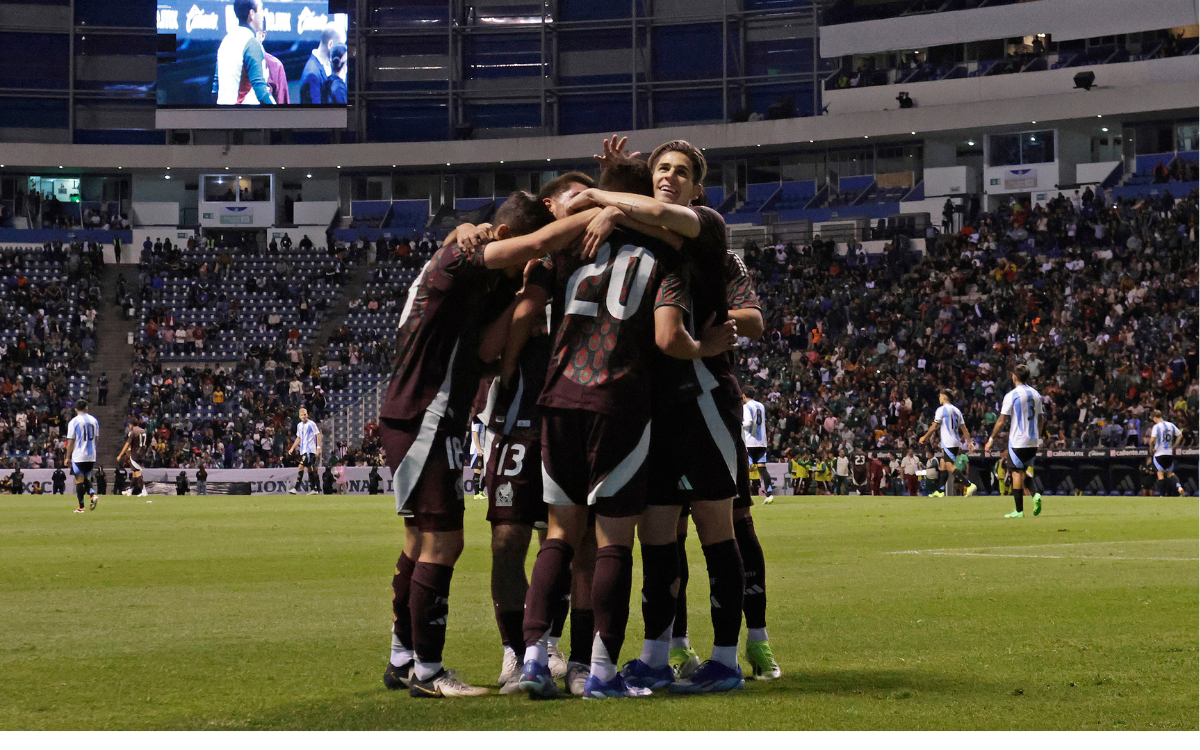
[887, 550, 1198, 561]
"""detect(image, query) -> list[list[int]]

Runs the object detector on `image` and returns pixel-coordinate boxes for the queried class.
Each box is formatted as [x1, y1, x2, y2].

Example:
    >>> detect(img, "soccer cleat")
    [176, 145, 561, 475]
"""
[547, 642, 567, 679]
[73, 508, 86, 513]
[565, 661, 589, 696]
[307, 489, 319, 495]
[670, 647, 701, 680]
[517, 659, 559, 699]
[668, 659, 745, 694]
[89, 493, 98, 511]
[965, 483, 978, 497]
[1032, 493, 1042, 516]
[497, 649, 519, 686]
[930, 490, 945, 497]
[620, 659, 674, 690]
[764, 495, 774, 505]
[1005, 510, 1024, 518]
[472, 491, 487, 501]
[288, 488, 298, 495]
[746, 640, 782, 681]
[582, 672, 653, 699]
[138, 490, 148, 497]
[383, 661, 413, 690]
[1025, 466, 1035, 478]
[121, 488, 132, 496]
[408, 668, 488, 698]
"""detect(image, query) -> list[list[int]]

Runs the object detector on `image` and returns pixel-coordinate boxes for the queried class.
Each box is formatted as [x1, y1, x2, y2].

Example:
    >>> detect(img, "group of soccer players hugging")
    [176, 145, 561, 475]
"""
[376, 135, 780, 699]
[370, 132, 1193, 701]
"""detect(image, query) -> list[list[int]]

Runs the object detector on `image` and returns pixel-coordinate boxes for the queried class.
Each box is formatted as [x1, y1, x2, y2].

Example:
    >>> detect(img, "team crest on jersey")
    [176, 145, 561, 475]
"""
[495, 482, 514, 507]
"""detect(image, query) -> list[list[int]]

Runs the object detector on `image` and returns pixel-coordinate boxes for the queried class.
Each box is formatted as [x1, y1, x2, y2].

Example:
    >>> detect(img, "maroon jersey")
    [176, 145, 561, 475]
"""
[378, 242, 520, 433]
[482, 333, 549, 438]
[652, 208, 742, 403]
[531, 228, 681, 414]
[725, 249, 759, 312]
[128, 426, 148, 461]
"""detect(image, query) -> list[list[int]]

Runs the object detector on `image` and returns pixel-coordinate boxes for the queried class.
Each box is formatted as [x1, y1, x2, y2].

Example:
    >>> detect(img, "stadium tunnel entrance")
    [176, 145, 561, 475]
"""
[202, 228, 267, 254]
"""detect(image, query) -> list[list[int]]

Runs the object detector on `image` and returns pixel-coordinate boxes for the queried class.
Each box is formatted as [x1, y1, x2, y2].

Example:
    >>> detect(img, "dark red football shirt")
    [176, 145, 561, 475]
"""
[378, 242, 520, 433]
[483, 333, 550, 439]
[530, 228, 681, 415]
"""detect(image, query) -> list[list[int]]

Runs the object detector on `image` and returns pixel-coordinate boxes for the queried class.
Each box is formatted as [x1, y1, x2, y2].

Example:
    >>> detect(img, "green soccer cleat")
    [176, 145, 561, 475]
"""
[669, 647, 701, 680]
[1025, 466, 1034, 478]
[930, 490, 944, 497]
[472, 491, 487, 501]
[1032, 493, 1042, 516]
[745, 640, 782, 681]
[1005, 510, 1024, 518]
[965, 483, 978, 497]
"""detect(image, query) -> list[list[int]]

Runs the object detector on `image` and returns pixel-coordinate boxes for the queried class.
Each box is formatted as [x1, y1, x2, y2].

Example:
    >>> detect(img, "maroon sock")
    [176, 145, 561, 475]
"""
[392, 553, 416, 650]
[672, 534, 689, 639]
[495, 608, 525, 650]
[702, 539, 744, 648]
[522, 538, 574, 648]
[549, 589, 569, 639]
[734, 516, 767, 630]
[639, 542, 680, 640]
[409, 561, 454, 664]
[569, 608, 594, 664]
[592, 545, 634, 666]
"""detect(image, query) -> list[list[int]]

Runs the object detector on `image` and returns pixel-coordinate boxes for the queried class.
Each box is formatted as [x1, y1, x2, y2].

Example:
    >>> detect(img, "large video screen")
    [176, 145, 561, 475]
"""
[157, 1, 349, 106]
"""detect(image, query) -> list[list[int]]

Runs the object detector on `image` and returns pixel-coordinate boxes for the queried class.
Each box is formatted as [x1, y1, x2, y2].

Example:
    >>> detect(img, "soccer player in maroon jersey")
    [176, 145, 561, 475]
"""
[116, 418, 148, 497]
[379, 192, 607, 698]
[516, 157, 690, 700]
[570, 136, 779, 688]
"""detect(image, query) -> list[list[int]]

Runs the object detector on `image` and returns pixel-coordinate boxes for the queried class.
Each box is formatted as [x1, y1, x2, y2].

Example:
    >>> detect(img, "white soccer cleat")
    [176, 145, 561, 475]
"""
[288, 488, 298, 495]
[547, 642, 568, 679]
[138, 490, 148, 497]
[410, 668, 489, 698]
[764, 495, 774, 505]
[121, 488, 132, 496]
[497, 649, 519, 687]
[565, 661, 589, 696]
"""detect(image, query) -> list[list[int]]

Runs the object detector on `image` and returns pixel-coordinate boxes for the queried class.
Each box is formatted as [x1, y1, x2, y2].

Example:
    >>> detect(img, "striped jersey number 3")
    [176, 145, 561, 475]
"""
[565, 243, 656, 320]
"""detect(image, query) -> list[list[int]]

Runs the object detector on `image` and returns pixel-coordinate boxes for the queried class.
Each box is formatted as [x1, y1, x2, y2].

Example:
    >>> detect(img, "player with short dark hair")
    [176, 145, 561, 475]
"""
[1149, 410, 1186, 496]
[65, 400, 99, 513]
[986, 364, 1043, 518]
[117, 418, 149, 497]
[919, 389, 977, 497]
[213, 0, 275, 105]
[378, 193, 602, 699]
[517, 154, 690, 700]
[287, 408, 322, 495]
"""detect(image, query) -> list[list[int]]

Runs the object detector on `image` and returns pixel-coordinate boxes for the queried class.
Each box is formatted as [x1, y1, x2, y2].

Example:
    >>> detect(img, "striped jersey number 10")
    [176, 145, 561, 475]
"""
[564, 243, 656, 321]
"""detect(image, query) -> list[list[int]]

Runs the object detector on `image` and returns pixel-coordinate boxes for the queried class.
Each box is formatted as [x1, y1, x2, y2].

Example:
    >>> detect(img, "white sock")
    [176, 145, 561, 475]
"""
[414, 660, 442, 681]
[670, 636, 691, 651]
[711, 645, 739, 669]
[524, 641, 547, 666]
[590, 632, 617, 681]
[748, 627, 769, 643]
[390, 634, 413, 666]
[639, 638, 671, 668]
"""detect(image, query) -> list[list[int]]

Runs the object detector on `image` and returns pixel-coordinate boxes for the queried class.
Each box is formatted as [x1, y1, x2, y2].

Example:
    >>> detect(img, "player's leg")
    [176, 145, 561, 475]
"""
[755, 451, 776, 499]
[584, 511, 642, 697]
[669, 511, 699, 678]
[622, 502, 680, 689]
[735, 507, 780, 680]
[1005, 449, 1025, 517]
[291, 458, 304, 494]
[72, 463, 86, 511]
[520, 503, 588, 697]
[565, 521, 596, 695]
[307, 456, 320, 494]
[384, 524, 420, 690]
[490, 521, 531, 691]
[671, 497, 745, 693]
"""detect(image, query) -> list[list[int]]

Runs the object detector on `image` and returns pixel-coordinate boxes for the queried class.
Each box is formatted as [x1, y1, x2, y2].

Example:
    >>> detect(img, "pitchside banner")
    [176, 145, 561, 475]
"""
[2, 451, 1195, 496]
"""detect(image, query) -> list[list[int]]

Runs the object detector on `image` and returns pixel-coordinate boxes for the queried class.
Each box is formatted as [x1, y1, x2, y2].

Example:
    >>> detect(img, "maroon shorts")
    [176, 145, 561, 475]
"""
[484, 430, 547, 529]
[648, 391, 750, 508]
[121, 455, 145, 473]
[380, 416, 466, 533]
[541, 407, 650, 519]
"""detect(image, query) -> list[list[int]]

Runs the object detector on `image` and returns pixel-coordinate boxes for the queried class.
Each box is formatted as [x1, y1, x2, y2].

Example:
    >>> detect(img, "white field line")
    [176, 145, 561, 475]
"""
[888, 539, 1199, 561]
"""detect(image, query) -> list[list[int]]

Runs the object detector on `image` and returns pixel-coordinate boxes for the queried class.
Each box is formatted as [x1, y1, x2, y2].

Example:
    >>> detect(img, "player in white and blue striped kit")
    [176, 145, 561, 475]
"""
[288, 408, 322, 495]
[918, 389, 977, 497]
[65, 400, 100, 513]
[1149, 410, 1185, 497]
[986, 364, 1042, 518]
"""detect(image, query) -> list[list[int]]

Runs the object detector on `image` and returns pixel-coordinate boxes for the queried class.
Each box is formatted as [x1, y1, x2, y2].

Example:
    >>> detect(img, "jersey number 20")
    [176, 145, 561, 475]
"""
[565, 243, 656, 321]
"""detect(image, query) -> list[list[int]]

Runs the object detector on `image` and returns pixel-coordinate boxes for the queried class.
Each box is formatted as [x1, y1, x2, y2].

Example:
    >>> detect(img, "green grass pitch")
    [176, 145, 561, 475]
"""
[1, 492, 1195, 730]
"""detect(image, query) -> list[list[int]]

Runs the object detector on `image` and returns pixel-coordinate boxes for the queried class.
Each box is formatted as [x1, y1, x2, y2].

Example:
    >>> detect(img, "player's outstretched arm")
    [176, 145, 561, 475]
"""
[569, 188, 701, 239]
[482, 208, 602, 269]
[918, 420, 938, 444]
[579, 207, 684, 258]
[655, 309, 736, 361]
[500, 287, 548, 384]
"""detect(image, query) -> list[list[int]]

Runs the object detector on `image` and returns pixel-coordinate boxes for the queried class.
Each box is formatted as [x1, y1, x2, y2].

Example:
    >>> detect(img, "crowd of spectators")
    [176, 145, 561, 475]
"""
[735, 188, 1198, 468]
[0, 241, 104, 468]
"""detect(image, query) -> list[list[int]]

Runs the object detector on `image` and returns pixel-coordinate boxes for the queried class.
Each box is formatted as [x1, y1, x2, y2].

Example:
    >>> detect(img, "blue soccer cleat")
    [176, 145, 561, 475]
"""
[582, 672, 653, 699]
[668, 660, 745, 694]
[517, 659, 559, 699]
[620, 659, 674, 689]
